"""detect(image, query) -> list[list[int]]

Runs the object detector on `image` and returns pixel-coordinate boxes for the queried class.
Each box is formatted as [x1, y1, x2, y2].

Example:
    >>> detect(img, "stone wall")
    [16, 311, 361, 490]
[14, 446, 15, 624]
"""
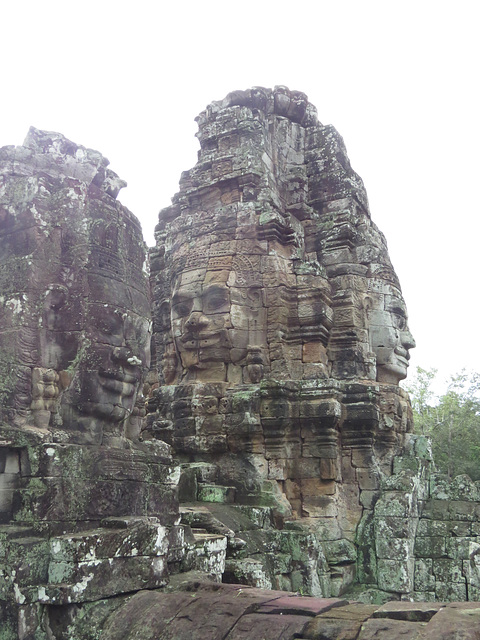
[357, 436, 480, 602]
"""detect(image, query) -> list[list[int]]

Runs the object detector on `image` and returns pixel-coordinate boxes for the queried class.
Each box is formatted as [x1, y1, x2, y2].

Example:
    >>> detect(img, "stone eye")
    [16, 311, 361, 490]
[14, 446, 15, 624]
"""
[205, 292, 229, 311]
[391, 308, 407, 331]
[100, 312, 123, 336]
[172, 301, 192, 317]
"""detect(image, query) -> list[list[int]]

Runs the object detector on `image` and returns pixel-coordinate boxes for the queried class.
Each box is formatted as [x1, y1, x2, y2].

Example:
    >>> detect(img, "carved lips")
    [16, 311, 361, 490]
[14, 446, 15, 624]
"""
[98, 369, 139, 397]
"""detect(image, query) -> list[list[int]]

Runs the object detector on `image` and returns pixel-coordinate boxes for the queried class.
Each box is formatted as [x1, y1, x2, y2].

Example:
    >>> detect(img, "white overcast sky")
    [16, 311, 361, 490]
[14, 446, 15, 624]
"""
[2, 0, 479, 393]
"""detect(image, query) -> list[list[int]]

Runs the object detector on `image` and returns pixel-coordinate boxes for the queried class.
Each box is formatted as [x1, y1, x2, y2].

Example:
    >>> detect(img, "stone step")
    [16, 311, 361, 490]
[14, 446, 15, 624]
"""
[30, 551, 168, 605]
[0, 520, 171, 606]
[197, 484, 236, 504]
[179, 504, 235, 539]
[183, 531, 227, 580]
[181, 462, 218, 484]
[49, 518, 169, 563]
[178, 463, 219, 502]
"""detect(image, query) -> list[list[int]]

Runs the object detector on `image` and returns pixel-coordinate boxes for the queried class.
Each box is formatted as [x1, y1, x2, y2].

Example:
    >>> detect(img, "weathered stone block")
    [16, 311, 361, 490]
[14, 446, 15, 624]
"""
[286, 458, 321, 479]
[35, 445, 176, 483]
[416, 518, 449, 537]
[375, 516, 416, 539]
[380, 470, 417, 492]
[323, 538, 357, 565]
[49, 520, 168, 563]
[372, 600, 443, 622]
[268, 458, 287, 480]
[421, 499, 451, 520]
[351, 447, 376, 469]
[393, 455, 424, 475]
[377, 558, 414, 593]
[357, 469, 379, 490]
[302, 495, 338, 518]
[419, 602, 480, 639]
[470, 520, 480, 535]
[320, 458, 339, 480]
[271, 552, 293, 575]
[14, 477, 178, 526]
[356, 617, 424, 639]
[414, 536, 446, 558]
[448, 500, 476, 521]
[44, 555, 167, 603]
[197, 484, 236, 504]
[301, 477, 336, 496]
[226, 612, 311, 639]
[183, 533, 227, 580]
[445, 535, 476, 560]
[360, 490, 380, 509]
[449, 520, 472, 536]
[434, 581, 467, 602]
[432, 558, 464, 583]
[374, 492, 414, 517]
[376, 535, 413, 561]
[0, 534, 50, 598]
[414, 558, 436, 592]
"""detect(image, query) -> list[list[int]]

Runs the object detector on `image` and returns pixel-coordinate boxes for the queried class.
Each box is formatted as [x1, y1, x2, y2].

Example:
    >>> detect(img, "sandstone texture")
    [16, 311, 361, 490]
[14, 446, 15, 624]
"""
[0, 129, 178, 639]
[0, 88, 479, 639]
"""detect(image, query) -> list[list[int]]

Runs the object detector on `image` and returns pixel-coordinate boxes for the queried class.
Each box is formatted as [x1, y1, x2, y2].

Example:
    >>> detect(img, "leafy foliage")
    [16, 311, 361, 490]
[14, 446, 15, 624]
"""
[404, 367, 480, 480]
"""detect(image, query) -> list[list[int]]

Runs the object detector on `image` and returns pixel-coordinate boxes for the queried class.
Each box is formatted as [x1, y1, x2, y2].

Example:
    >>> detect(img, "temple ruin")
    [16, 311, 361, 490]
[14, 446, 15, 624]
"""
[1, 87, 480, 639]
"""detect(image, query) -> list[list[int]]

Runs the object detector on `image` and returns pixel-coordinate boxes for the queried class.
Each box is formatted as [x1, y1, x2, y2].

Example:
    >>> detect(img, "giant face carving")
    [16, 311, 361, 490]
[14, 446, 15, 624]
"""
[155, 219, 331, 386]
[171, 270, 233, 381]
[152, 87, 416, 393]
[61, 299, 149, 430]
[0, 129, 150, 443]
[366, 276, 415, 385]
[167, 252, 266, 383]
[57, 213, 151, 443]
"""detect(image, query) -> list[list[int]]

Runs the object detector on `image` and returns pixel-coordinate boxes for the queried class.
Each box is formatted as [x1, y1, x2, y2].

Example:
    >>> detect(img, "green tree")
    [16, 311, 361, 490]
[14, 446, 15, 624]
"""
[404, 367, 480, 480]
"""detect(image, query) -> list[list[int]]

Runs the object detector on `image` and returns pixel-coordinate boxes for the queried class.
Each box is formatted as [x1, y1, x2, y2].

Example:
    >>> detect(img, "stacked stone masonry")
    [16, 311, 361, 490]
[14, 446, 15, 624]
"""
[0, 88, 479, 639]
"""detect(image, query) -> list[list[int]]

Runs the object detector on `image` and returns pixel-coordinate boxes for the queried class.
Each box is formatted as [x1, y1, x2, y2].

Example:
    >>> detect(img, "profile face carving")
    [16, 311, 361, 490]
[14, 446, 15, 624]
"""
[367, 287, 415, 384]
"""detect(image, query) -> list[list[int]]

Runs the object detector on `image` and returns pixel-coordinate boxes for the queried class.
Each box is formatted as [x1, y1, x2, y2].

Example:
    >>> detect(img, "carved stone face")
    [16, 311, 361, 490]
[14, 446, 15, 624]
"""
[0, 130, 151, 441]
[58, 219, 151, 442]
[64, 300, 150, 425]
[368, 290, 415, 384]
[171, 268, 233, 381]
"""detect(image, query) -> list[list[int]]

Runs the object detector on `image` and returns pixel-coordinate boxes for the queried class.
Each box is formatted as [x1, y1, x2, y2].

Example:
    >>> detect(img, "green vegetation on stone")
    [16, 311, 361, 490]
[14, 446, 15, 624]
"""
[404, 366, 480, 480]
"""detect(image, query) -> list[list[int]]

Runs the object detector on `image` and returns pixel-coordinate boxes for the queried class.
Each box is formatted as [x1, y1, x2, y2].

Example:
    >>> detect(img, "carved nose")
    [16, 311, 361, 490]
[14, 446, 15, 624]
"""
[402, 330, 416, 351]
[112, 346, 133, 363]
[185, 311, 207, 329]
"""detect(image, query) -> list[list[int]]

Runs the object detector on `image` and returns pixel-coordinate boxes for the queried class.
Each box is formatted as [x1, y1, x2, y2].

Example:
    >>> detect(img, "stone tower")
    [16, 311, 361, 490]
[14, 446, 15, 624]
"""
[148, 86, 416, 595]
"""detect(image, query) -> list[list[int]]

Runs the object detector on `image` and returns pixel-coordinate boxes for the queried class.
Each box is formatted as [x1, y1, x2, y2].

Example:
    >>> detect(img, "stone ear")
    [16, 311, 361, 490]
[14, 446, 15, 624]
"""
[363, 295, 374, 317]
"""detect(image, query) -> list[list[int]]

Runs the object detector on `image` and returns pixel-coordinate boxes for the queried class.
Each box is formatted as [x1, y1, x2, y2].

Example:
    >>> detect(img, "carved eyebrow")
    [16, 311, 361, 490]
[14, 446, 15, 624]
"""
[386, 301, 407, 316]
[172, 292, 195, 304]
[202, 284, 229, 296]
[391, 306, 407, 317]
